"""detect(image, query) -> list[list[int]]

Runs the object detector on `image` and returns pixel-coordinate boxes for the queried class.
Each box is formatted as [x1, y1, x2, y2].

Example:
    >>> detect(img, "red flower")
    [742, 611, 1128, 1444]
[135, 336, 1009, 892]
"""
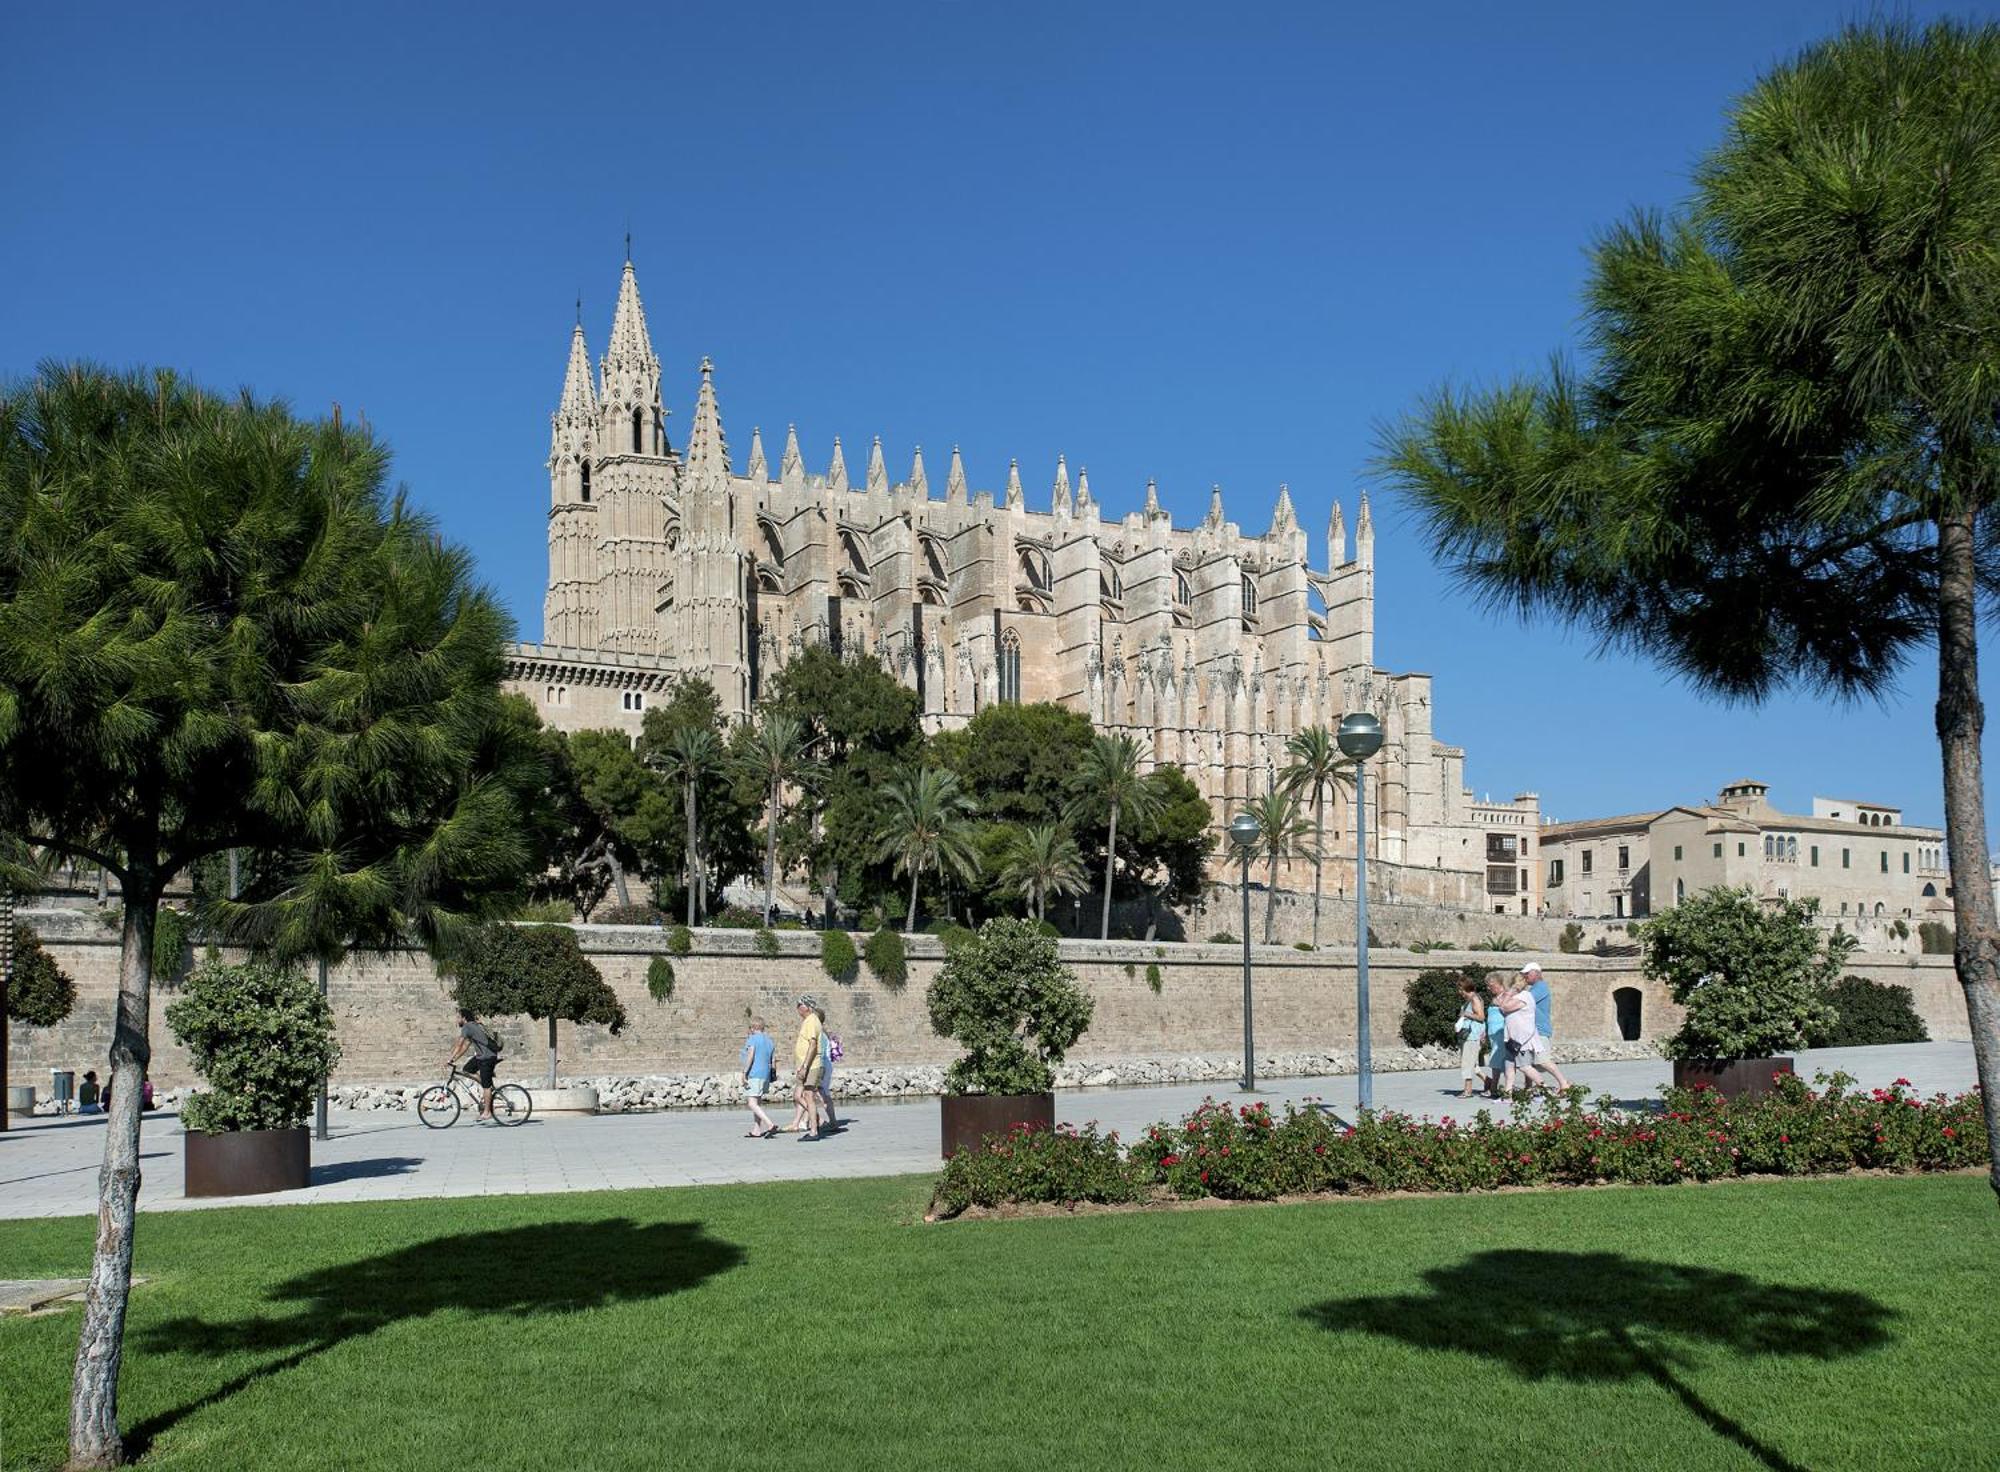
[1779, 1135, 1790, 1144]
[1894, 1077, 1912, 1087]
[1161, 1153, 1181, 1166]
[1220, 1147, 1230, 1157]
[1943, 1127, 1957, 1139]
[1314, 1144, 1326, 1155]
[1200, 1170, 1210, 1183]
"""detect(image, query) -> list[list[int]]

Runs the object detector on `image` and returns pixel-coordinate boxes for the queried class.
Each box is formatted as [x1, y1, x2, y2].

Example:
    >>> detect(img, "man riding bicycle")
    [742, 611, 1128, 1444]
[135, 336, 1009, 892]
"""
[446, 1007, 502, 1121]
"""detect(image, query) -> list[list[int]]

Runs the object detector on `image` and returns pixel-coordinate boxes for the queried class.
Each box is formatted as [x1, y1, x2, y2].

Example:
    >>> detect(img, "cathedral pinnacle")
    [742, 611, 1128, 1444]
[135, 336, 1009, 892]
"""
[685, 357, 729, 475]
[1271, 483, 1296, 532]
[866, 436, 888, 495]
[1052, 454, 1072, 517]
[781, 424, 805, 491]
[1143, 478, 1162, 516]
[829, 436, 849, 493]
[746, 426, 768, 482]
[1005, 458, 1024, 509]
[555, 319, 597, 425]
[1207, 485, 1225, 526]
[1076, 466, 1094, 511]
[909, 445, 928, 498]
[946, 446, 968, 502]
[1329, 499, 1347, 566]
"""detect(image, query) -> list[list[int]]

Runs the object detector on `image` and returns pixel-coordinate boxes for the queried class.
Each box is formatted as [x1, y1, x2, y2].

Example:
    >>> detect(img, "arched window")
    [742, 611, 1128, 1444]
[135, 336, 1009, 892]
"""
[1674, 878, 1686, 904]
[842, 530, 870, 580]
[1787, 836, 1798, 860]
[1875, 901, 1886, 917]
[579, 461, 592, 503]
[999, 630, 1022, 704]
[631, 409, 643, 455]
[1240, 573, 1258, 615]
[1175, 571, 1191, 606]
[1922, 882, 1937, 897]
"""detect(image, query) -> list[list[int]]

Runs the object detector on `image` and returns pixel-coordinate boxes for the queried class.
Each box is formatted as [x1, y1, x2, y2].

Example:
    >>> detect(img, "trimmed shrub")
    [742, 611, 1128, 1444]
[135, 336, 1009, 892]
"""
[1640, 888, 1844, 1060]
[1558, 922, 1584, 954]
[1807, 977, 1930, 1048]
[865, 926, 908, 989]
[754, 926, 781, 957]
[821, 928, 859, 983]
[166, 957, 341, 1134]
[709, 905, 765, 930]
[448, 923, 627, 1084]
[1400, 965, 1487, 1049]
[1208, 932, 1236, 945]
[927, 917, 1094, 1096]
[1033, 919, 1062, 939]
[666, 924, 694, 957]
[594, 902, 665, 926]
[5, 924, 77, 1027]
[646, 956, 676, 1003]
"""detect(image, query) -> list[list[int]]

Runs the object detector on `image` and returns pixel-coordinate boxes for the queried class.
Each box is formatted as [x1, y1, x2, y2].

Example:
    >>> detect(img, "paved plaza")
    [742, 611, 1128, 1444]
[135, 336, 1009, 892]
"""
[0, 1042, 1974, 1220]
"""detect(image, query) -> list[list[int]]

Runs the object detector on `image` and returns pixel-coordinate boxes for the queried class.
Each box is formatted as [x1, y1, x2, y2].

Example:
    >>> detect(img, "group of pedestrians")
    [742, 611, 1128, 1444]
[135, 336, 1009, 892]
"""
[1455, 961, 1572, 1098]
[741, 995, 841, 1142]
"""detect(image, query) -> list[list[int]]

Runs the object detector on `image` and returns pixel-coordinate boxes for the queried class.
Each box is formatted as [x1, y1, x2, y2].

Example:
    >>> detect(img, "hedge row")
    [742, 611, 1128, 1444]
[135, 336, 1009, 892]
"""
[927, 1072, 1987, 1219]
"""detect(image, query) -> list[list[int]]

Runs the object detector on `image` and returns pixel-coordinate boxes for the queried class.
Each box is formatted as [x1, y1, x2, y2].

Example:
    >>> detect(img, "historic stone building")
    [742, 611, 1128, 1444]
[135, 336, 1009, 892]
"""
[504, 257, 1532, 901]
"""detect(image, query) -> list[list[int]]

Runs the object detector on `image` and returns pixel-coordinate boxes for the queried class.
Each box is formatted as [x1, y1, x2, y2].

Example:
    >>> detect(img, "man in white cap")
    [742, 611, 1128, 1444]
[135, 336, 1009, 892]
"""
[1518, 962, 1571, 1091]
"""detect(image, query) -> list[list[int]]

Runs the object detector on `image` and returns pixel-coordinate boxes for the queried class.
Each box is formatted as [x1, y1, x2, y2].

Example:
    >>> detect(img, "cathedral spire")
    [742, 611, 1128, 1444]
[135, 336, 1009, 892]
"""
[1005, 458, 1024, 509]
[1328, 499, 1347, 566]
[554, 319, 596, 428]
[598, 256, 665, 456]
[1143, 478, 1161, 516]
[548, 319, 596, 500]
[828, 436, 849, 493]
[1356, 489, 1375, 569]
[1270, 483, 1296, 533]
[866, 436, 888, 495]
[1052, 454, 1072, 517]
[781, 424, 805, 492]
[685, 357, 729, 476]
[908, 444, 928, 498]
[746, 427, 768, 481]
[946, 445, 968, 502]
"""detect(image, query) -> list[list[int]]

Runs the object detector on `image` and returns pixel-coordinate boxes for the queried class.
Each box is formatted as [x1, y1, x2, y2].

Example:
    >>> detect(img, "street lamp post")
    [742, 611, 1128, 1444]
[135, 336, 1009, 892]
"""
[1228, 811, 1263, 1092]
[1336, 712, 1385, 1112]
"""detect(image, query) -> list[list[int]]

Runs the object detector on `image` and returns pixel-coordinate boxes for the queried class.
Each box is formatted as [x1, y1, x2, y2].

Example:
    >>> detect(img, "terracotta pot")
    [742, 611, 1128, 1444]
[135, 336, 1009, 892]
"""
[184, 1125, 310, 1197]
[939, 1091, 1055, 1159]
[1672, 1057, 1794, 1101]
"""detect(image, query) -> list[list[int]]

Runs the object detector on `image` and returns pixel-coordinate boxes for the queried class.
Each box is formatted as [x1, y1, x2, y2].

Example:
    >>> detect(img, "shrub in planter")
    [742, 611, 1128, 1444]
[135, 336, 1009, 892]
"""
[1639, 887, 1844, 1062]
[821, 928, 859, 983]
[666, 924, 694, 957]
[1806, 977, 1930, 1048]
[448, 923, 627, 1089]
[1400, 965, 1488, 1049]
[166, 957, 341, 1134]
[5, 923, 77, 1028]
[646, 956, 676, 1003]
[927, 917, 1093, 1097]
[864, 925, 907, 989]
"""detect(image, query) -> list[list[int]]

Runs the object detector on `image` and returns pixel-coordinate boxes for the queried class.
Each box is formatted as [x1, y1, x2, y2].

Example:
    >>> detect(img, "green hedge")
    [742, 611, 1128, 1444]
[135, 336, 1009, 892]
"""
[1400, 965, 1487, 1049]
[821, 928, 859, 983]
[1806, 977, 1930, 1048]
[865, 926, 908, 989]
[646, 956, 676, 1003]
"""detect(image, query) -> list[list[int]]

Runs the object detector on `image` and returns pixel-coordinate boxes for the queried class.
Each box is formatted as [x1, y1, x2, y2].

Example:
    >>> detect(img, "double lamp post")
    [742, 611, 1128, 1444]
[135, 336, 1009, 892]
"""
[1228, 710, 1385, 1112]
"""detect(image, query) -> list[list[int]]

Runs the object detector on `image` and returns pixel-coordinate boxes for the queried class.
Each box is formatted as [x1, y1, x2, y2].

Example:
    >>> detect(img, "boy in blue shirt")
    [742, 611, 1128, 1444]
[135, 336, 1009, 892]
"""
[741, 1019, 778, 1137]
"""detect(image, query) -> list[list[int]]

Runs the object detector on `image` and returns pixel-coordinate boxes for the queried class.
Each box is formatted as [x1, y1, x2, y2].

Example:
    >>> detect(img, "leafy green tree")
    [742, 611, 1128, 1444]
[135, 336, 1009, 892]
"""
[1281, 727, 1356, 949]
[1377, 20, 2000, 1196]
[876, 766, 982, 932]
[639, 677, 758, 919]
[735, 711, 815, 925]
[5, 923, 76, 1027]
[1238, 788, 1317, 944]
[997, 822, 1086, 922]
[561, 726, 679, 912]
[1639, 888, 1847, 1061]
[447, 922, 627, 1088]
[760, 646, 923, 913]
[649, 723, 721, 926]
[932, 701, 1097, 918]
[164, 957, 341, 1133]
[0, 365, 533, 1464]
[925, 917, 1094, 1095]
[1070, 734, 1166, 940]
[1119, 765, 1215, 930]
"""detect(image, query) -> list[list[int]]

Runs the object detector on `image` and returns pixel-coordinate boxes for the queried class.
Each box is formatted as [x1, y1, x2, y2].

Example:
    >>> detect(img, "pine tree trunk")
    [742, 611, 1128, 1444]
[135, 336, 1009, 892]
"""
[1934, 507, 2000, 1204]
[1312, 790, 1326, 949]
[1100, 805, 1119, 940]
[764, 778, 779, 927]
[607, 850, 632, 910]
[68, 867, 158, 1468]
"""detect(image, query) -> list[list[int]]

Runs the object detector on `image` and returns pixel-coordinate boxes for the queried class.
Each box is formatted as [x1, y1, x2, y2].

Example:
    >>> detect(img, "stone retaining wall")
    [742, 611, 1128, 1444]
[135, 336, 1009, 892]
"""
[5, 908, 1971, 1096]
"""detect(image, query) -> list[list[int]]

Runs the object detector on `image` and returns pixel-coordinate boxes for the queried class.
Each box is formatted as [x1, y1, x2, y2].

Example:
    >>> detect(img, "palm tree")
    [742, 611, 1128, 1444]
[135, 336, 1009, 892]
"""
[651, 725, 720, 925]
[735, 712, 814, 926]
[1281, 727, 1357, 949]
[1070, 733, 1166, 940]
[998, 822, 1086, 922]
[875, 766, 982, 932]
[1239, 787, 1317, 945]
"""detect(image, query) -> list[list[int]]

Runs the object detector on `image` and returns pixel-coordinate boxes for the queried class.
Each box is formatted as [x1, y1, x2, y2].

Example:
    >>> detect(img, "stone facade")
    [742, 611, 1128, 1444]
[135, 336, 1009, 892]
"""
[503, 255, 1533, 889]
[7, 910, 1969, 1094]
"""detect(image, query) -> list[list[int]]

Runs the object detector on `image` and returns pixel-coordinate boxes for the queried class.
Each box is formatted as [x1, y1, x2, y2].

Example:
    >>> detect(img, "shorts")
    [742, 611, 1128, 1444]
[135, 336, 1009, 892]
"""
[1507, 1037, 1549, 1065]
[470, 1056, 497, 1089]
[744, 1077, 770, 1100]
[801, 1060, 824, 1089]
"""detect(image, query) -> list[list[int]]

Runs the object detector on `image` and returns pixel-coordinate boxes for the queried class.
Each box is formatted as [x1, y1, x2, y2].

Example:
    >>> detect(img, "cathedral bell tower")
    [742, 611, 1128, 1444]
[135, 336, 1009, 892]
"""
[668, 357, 751, 712]
[544, 311, 599, 647]
[591, 253, 676, 655]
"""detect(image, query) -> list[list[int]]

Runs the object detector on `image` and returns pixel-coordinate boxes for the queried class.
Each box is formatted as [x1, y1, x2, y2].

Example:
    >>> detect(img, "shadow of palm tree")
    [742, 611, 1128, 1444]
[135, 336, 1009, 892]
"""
[308, 1156, 424, 1185]
[1302, 1250, 1895, 1472]
[127, 1217, 743, 1456]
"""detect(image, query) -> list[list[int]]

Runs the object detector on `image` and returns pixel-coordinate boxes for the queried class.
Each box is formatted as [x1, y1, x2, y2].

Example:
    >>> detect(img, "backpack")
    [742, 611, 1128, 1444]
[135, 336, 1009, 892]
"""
[827, 1034, 843, 1064]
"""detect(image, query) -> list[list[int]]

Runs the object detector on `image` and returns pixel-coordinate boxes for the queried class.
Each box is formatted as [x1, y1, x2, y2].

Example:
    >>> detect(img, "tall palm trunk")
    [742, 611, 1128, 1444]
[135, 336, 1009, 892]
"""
[1100, 803, 1119, 940]
[1936, 506, 2000, 1201]
[906, 863, 922, 933]
[1311, 790, 1326, 948]
[682, 776, 699, 926]
[763, 775, 780, 927]
[68, 863, 157, 1468]
[1265, 850, 1279, 945]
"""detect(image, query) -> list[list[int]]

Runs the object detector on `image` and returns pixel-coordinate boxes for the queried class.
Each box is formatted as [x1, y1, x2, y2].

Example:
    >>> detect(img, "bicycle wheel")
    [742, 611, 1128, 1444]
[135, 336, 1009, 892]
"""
[491, 1083, 533, 1126]
[416, 1083, 462, 1129]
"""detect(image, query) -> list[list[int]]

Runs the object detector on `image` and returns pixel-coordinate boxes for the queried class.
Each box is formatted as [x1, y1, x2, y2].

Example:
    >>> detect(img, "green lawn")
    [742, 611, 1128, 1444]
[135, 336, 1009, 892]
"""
[0, 1174, 1992, 1470]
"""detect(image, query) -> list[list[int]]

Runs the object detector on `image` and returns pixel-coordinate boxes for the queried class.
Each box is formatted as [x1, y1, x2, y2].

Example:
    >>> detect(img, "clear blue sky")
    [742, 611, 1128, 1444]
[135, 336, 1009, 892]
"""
[6, 1, 1997, 837]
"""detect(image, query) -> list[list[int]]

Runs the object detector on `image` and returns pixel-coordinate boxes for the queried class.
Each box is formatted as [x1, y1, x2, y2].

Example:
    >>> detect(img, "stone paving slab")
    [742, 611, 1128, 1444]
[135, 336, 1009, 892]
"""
[0, 1042, 1975, 1221]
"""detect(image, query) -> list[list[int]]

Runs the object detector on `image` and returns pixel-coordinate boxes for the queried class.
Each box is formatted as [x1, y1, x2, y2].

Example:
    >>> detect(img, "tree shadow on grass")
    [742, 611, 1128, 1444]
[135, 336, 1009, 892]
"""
[1302, 1251, 1895, 1472]
[127, 1217, 744, 1457]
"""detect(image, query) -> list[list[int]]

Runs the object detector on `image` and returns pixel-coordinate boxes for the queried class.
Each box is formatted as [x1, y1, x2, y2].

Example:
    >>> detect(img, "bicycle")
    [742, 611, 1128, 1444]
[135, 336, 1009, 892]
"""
[417, 1064, 532, 1128]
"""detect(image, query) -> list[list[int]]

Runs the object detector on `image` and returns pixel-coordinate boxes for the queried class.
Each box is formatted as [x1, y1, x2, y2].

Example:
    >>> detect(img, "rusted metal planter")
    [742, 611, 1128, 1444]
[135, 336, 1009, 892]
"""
[184, 1125, 310, 1197]
[1672, 1057, 1794, 1101]
[939, 1091, 1055, 1159]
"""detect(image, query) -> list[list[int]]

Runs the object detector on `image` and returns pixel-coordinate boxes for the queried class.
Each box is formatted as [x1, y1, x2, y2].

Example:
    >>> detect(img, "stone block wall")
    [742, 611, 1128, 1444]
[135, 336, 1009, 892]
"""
[4, 909, 1971, 1091]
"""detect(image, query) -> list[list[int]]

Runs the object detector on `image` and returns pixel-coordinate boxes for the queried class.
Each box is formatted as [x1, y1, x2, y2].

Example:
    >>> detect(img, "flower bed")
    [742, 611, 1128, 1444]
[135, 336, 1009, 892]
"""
[926, 1072, 1987, 1219]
